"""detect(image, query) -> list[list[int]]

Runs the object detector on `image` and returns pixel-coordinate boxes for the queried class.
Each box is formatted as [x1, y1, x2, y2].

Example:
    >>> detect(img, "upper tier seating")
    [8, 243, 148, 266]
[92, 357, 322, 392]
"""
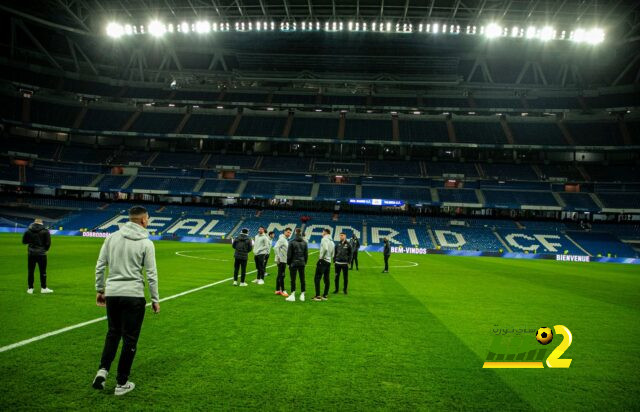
[344, 118, 393, 141]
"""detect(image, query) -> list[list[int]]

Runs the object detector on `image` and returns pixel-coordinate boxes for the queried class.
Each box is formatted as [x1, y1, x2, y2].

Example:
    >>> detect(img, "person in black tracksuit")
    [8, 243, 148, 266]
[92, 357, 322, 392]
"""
[349, 234, 360, 270]
[232, 228, 253, 285]
[286, 228, 308, 301]
[334, 233, 352, 294]
[383, 238, 391, 273]
[22, 219, 52, 293]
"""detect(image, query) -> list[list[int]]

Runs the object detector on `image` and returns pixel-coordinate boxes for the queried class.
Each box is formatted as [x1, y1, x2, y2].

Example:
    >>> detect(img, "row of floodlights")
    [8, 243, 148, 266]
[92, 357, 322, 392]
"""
[105, 20, 605, 44]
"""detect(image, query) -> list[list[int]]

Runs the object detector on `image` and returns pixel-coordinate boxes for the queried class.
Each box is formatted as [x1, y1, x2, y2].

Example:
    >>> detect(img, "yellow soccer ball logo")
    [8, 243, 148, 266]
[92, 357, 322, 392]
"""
[536, 327, 553, 345]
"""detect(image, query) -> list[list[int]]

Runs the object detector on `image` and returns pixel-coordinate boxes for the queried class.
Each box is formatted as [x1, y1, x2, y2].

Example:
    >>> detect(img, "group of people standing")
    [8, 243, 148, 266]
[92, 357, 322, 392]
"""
[231, 226, 371, 302]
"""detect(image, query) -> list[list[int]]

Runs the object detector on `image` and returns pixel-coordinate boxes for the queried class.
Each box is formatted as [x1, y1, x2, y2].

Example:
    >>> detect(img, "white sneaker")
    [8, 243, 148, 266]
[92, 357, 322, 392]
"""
[257, 279, 265, 285]
[239, 282, 248, 287]
[285, 292, 296, 302]
[251, 279, 259, 283]
[27, 288, 33, 294]
[232, 281, 238, 286]
[41, 288, 54, 294]
[300, 292, 305, 302]
[92, 368, 108, 390]
[114, 381, 135, 396]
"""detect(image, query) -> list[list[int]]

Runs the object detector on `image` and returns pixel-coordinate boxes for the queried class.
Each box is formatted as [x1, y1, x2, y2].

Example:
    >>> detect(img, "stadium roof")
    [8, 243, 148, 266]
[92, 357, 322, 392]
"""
[0, 1, 639, 91]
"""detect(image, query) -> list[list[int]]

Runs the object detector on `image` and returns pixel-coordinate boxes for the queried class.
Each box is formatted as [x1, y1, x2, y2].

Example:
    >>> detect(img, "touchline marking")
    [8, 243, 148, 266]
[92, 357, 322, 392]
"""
[0, 250, 317, 354]
[365, 250, 373, 257]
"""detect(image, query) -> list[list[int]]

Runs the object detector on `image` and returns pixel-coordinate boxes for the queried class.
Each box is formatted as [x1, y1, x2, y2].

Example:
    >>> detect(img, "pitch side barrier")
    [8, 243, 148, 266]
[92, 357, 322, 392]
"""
[2, 226, 638, 265]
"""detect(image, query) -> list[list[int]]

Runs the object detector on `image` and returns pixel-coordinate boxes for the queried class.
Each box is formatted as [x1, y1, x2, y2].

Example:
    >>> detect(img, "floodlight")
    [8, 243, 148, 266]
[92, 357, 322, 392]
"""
[196, 21, 210, 33]
[526, 26, 537, 39]
[586, 28, 604, 44]
[485, 23, 502, 38]
[148, 20, 166, 37]
[180, 22, 189, 33]
[106, 22, 124, 38]
[539, 26, 555, 41]
[124, 24, 133, 35]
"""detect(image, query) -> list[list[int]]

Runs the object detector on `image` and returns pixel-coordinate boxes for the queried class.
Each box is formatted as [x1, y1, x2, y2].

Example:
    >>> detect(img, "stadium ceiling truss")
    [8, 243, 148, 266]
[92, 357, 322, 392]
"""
[1, 1, 640, 92]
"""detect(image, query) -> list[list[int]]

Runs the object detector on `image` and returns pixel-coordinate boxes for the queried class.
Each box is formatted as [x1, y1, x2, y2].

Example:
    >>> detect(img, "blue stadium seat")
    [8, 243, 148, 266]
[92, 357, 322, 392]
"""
[317, 184, 356, 200]
[437, 189, 479, 204]
[289, 116, 339, 139]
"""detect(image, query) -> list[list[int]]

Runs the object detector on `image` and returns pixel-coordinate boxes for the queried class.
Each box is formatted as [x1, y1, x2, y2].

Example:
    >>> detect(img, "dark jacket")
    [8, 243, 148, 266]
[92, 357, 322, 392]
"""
[334, 240, 352, 264]
[349, 237, 360, 254]
[232, 233, 253, 260]
[383, 241, 391, 256]
[287, 235, 308, 267]
[22, 223, 51, 256]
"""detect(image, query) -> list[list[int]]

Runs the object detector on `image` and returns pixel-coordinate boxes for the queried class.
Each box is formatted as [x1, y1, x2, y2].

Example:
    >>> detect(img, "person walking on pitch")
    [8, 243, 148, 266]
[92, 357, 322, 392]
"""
[22, 218, 53, 294]
[349, 233, 360, 271]
[382, 237, 391, 273]
[333, 232, 353, 294]
[232, 228, 253, 286]
[274, 228, 292, 297]
[313, 229, 334, 301]
[93, 206, 160, 396]
[286, 228, 308, 302]
[252, 226, 270, 285]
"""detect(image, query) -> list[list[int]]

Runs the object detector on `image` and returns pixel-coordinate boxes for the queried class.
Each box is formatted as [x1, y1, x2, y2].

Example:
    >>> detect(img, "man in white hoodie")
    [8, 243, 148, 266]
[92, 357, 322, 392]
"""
[312, 228, 334, 301]
[274, 227, 292, 297]
[92, 206, 160, 396]
[252, 226, 270, 285]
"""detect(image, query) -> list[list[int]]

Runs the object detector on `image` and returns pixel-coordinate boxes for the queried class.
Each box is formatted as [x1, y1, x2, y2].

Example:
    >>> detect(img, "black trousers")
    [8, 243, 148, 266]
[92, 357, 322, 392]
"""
[276, 262, 287, 291]
[234, 259, 248, 282]
[314, 260, 331, 297]
[290, 266, 306, 293]
[254, 254, 267, 280]
[27, 254, 47, 289]
[384, 255, 390, 271]
[335, 264, 349, 292]
[99, 296, 146, 386]
[350, 252, 359, 270]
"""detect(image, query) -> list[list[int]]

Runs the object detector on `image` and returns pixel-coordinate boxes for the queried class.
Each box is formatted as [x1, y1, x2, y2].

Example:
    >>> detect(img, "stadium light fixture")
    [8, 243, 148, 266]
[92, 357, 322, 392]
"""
[586, 28, 605, 44]
[539, 26, 555, 41]
[196, 21, 210, 33]
[526, 26, 537, 39]
[485, 23, 502, 38]
[103, 19, 605, 45]
[148, 20, 166, 37]
[106, 22, 124, 38]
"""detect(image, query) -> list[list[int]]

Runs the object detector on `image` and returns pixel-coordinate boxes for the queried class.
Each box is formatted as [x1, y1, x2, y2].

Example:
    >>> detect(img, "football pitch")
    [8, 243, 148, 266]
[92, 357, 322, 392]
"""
[0, 234, 638, 411]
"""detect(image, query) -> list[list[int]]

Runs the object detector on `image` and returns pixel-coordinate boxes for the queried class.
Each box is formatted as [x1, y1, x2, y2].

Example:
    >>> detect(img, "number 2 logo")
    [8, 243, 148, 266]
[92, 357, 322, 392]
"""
[546, 325, 573, 368]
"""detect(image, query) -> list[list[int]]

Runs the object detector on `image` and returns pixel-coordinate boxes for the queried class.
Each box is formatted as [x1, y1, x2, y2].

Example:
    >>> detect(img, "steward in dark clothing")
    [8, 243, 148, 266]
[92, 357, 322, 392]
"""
[232, 230, 253, 284]
[349, 235, 360, 270]
[382, 238, 391, 273]
[22, 221, 51, 291]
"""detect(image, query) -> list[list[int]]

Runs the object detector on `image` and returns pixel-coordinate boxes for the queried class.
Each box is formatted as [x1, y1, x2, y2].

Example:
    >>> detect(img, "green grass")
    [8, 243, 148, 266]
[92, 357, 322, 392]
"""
[0, 233, 639, 410]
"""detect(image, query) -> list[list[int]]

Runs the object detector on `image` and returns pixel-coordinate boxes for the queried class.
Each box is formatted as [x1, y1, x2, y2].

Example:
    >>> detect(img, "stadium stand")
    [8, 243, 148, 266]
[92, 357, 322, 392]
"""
[289, 116, 339, 139]
[317, 184, 356, 200]
[235, 115, 287, 137]
[344, 118, 393, 140]
[483, 190, 559, 208]
[453, 120, 508, 144]
[397, 118, 450, 142]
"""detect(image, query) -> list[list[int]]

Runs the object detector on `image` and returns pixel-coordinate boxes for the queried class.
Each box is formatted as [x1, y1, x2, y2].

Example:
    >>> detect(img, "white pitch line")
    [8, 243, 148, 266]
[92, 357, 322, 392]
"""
[0, 250, 317, 354]
[365, 250, 373, 257]
[175, 250, 230, 262]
